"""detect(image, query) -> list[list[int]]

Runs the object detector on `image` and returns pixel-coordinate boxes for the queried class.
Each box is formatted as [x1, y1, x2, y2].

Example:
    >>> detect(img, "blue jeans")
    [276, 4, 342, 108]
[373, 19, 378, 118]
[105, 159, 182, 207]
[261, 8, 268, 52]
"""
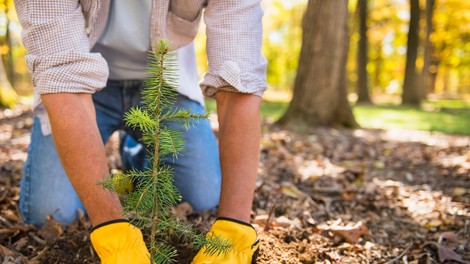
[19, 80, 221, 226]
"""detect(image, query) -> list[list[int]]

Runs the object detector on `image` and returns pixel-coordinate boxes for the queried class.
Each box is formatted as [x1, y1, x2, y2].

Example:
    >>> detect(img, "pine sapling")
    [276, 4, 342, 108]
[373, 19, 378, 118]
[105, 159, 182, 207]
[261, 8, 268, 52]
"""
[99, 39, 232, 263]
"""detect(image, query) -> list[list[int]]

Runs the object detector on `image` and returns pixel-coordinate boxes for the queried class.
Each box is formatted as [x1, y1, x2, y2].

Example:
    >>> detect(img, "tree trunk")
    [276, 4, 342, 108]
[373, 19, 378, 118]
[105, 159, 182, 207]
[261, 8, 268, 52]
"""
[420, 0, 435, 98]
[373, 42, 383, 92]
[442, 68, 450, 95]
[0, 55, 17, 108]
[429, 59, 439, 94]
[356, 0, 371, 104]
[279, 0, 357, 128]
[3, 1, 15, 86]
[402, 0, 421, 105]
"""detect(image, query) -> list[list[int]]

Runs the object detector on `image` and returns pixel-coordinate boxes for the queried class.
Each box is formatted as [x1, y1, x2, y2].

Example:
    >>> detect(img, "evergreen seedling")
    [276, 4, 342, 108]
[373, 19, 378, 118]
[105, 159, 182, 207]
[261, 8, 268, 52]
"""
[100, 39, 232, 263]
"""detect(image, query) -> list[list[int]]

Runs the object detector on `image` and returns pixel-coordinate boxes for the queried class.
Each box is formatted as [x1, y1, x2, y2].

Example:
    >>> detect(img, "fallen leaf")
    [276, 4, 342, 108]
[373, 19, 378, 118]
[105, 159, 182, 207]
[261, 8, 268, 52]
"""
[341, 190, 356, 201]
[273, 216, 292, 228]
[373, 161, 385, 169]
[432, 231, 459, 243]
[453, 187, 467, 196]
[13, 237, 29, 251]
[0, 244, 15, 258]
[425, 219, 443, 229]
[254, 214, 269, 226]
[425, 242, 469, 264]
[318, 221, 369, 243]
[77, 208, 89, 230]
[0, 245, 27, 263]
[301, 212, 316, 226]
[2, 210, 21, 223]
[172, 202, 193, 221]
[38, 217, 63, 245]
[281, 182, 305, 199]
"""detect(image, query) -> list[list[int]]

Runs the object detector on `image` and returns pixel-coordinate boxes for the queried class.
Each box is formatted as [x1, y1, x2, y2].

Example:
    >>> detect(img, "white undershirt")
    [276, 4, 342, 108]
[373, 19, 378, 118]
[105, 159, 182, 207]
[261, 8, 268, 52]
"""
[91, 0, 204, 105]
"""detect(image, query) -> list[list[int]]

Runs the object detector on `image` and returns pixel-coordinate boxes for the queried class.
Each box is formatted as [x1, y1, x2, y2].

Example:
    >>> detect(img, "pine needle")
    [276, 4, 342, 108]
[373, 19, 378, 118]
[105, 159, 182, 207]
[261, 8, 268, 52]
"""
[108, 39, 232, 262]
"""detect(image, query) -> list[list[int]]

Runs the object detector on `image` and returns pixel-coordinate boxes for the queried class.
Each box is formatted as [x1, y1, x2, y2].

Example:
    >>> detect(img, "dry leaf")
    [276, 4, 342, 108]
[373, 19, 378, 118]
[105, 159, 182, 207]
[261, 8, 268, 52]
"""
[37, 217, 63, 245]
[0, 244, 27, 263]
[273, 216, 292, 228]
[172, 202, 193, 221]
[425, 219, 443, 228]
[341, 190, 356, 201]
[373, 161, 385, 169]
[254, 214, 269, 226]
[432, 231, 459, 243]
[77, 208, 89, 230]
[0, 244, 15, 258]
[318, 221, 369, 243]
[13, 237, 29, 251]
[453, 187, 467, 196]
[425, 242, 469, 264]
[281, 182, 305, 199]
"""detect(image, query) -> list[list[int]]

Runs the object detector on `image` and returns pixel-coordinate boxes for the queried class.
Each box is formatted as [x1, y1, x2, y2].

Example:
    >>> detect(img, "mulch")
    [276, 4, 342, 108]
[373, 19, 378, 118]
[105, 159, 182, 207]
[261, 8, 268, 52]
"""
[0, 105, 469, 263]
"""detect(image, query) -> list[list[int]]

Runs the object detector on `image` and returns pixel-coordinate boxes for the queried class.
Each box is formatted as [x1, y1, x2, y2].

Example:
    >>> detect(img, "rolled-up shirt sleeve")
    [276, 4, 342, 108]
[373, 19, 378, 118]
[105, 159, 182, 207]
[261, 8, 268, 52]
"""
[201, 0, 267, 98]
[15, 1, 108, 96]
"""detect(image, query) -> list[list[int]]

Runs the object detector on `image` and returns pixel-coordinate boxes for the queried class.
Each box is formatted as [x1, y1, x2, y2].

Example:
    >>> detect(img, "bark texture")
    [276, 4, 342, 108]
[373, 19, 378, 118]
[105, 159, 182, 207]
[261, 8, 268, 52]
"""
[402, 0, 421, 105]
[421, 0, 435, 97]
[280, 0, 357, 128]
[357, 0, 371, 104]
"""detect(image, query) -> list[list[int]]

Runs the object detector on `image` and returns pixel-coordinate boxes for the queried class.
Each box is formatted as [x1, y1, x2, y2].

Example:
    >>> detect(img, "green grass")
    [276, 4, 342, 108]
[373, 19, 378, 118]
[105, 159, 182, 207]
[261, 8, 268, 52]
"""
[205, 99, 470, 135]
[205, 99, 289, 121]
[353, 105, 470, 135]
[423, 99, 470, 109]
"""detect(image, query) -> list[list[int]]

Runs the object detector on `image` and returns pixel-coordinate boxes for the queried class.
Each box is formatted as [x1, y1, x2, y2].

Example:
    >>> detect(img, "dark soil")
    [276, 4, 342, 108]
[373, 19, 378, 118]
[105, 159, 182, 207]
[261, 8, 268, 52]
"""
[1, 105, 469, 263]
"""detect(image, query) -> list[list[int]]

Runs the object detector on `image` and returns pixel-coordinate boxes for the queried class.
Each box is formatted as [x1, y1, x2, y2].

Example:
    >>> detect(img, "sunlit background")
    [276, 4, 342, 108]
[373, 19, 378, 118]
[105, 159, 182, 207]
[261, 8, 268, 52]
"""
[1, 0, 469, 133]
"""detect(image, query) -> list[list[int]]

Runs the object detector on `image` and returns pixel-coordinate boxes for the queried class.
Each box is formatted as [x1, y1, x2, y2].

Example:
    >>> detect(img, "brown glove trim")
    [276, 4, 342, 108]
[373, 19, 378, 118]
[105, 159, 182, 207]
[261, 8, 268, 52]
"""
[91, 219, 129, 233]
[216, 217, 255, 231]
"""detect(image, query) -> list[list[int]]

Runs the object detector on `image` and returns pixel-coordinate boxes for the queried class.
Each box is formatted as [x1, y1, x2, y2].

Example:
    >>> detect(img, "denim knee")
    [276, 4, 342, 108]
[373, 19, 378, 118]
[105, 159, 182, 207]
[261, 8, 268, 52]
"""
[19, 117, 85, 226]
[168, 116, 221, 211]
[121, 95, 222, 211]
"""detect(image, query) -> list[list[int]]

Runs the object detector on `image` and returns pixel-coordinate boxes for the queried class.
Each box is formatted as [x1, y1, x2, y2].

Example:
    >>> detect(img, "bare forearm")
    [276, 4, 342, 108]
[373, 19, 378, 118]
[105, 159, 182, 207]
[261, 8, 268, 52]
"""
[41, 93, 122, 226]
[216, 92, 261, 222]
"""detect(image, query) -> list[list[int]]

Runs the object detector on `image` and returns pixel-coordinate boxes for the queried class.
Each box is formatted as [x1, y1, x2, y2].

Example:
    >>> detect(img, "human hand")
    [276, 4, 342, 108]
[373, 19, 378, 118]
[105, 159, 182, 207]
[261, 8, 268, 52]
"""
[192, 217, 259, 264]
[90, 220, 150, 264]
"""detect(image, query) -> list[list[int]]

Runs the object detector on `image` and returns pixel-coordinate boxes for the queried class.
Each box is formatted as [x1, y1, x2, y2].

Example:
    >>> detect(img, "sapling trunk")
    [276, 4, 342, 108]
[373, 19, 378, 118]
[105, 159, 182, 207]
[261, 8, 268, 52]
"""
[149, 52, 163, 256]
[99, 39, 232, 263]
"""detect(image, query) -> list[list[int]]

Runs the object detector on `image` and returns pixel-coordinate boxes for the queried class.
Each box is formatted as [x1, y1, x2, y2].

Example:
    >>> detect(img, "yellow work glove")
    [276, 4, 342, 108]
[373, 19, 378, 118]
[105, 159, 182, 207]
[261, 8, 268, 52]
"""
[192, 217, 260, 264]
[90, 219, 150, 264]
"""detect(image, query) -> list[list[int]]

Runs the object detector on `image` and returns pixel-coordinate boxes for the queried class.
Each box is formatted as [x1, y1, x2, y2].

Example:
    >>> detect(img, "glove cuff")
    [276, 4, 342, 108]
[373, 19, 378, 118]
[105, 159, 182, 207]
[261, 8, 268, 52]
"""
[91, 218, 129, 233]
[211, 217, 258, 248]
[216, 217, 255, 230]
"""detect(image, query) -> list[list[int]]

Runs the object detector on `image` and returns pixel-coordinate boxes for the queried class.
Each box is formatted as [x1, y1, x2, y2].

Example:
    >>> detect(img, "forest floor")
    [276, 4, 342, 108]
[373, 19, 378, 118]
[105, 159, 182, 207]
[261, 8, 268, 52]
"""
[0, 105, 469, 264]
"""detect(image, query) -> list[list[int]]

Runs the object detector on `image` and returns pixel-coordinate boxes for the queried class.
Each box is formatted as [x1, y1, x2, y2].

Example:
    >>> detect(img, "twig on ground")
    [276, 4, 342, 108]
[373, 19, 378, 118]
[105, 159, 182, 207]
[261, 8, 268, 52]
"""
[27, 232, 46, 245]
[1, 215, 45, 245]
[386, 243, 414, 264]
[264, 202, 277, 232]
[0, 215, 13, 227]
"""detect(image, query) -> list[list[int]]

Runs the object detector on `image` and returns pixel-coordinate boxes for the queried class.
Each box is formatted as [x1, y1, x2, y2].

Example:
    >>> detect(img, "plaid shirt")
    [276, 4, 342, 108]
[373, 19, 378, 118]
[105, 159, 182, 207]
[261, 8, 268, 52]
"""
[14, 0, 267, 116]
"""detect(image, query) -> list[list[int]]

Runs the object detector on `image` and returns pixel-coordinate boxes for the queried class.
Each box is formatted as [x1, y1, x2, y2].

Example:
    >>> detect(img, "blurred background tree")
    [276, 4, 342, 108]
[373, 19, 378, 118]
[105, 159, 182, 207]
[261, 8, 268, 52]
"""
[402, 0, 421, 105]
[279, 0, 358, 128]
[421, 0, 435, 98]
[0, 0, 29, 107]
[0, 0, 16, 107]
[356, 0, 372, 104]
